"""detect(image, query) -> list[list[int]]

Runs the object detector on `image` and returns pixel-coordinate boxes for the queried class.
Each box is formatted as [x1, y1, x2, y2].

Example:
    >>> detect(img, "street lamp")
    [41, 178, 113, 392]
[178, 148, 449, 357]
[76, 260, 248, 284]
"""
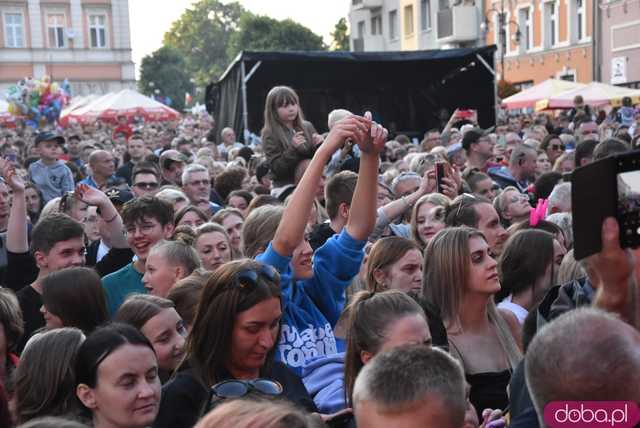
[482, 0, 521, 81]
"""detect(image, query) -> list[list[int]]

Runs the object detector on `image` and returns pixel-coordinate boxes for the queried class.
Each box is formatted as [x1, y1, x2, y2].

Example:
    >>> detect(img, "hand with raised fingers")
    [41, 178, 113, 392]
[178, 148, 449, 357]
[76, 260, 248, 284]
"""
[74, 183, 109, 207]
[0, 157, 24, 193]
[418, 168, 436, 195]
[358, 111, 388, 155]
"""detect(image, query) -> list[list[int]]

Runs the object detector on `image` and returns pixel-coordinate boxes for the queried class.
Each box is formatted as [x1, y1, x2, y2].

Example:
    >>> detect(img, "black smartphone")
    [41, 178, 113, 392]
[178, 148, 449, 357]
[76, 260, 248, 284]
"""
[572, 150, 640, 260]
[436, 161, 446, 194]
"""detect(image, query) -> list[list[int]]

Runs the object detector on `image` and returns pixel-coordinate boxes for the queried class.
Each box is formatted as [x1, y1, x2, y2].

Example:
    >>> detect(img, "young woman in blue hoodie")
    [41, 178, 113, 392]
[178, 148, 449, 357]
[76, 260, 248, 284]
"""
[243, 113, 386, 376]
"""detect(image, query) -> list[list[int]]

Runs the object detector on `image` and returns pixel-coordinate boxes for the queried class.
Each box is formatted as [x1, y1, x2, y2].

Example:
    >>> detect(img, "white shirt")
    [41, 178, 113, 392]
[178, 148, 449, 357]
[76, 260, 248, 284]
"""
[497, 295, 529, 325]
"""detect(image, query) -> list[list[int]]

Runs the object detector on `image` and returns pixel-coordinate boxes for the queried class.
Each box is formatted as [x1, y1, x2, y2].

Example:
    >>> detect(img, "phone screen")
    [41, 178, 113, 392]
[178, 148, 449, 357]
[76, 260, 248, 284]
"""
[617, 170, 640, 239]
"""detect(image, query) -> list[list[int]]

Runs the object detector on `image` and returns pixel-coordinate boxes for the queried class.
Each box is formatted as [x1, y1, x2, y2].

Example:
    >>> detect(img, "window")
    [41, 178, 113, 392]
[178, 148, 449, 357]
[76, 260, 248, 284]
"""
[4, 12, 25, 48]
[371, 15, 382, 35]
[89, 14, 107, 48]
[404, 5, 414, 36]
[518, 8, 532, 51]
[421, 0, 431, 31]
[576, 0, 585, 40]
[389, 10, 398, 39]
[357, 20, 365, 38]
[47, 13, 66, 48]
[544, 2, 557, 47]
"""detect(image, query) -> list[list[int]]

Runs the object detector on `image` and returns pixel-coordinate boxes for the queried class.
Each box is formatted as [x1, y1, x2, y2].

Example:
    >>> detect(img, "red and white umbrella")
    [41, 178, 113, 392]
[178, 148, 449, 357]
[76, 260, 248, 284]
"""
[62, 89, 180, 125]
[502, 79, 586, 110]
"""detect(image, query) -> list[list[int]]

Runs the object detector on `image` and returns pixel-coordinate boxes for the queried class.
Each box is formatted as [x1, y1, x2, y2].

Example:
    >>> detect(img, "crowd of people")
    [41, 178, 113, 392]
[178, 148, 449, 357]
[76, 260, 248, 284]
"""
[0, 85, 639, 428]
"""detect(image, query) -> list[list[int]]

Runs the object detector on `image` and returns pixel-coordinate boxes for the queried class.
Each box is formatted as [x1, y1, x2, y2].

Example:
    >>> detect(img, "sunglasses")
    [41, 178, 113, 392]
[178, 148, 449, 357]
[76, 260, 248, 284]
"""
[211, 378, 283, 399]
[550, 144, 565, 151]
[133, 182, 159, 190]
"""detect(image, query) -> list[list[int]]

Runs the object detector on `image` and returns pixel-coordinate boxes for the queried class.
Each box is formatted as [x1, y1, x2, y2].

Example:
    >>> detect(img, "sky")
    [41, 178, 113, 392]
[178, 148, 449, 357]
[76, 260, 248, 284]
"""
[128, 0, 350, 76]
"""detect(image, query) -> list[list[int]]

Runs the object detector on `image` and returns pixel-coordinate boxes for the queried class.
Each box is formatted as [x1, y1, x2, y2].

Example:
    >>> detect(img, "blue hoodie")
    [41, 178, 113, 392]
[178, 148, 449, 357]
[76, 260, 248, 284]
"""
[302, 352, 347, 414]
[256, 228, 364, 377]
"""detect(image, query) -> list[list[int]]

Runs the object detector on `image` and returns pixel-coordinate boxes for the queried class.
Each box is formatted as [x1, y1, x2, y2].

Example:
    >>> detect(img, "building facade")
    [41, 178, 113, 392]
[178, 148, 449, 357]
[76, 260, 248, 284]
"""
[484, 0, 593, 87]
[0, 0, 135, 96]
[349, 0, 483, 52]
[598, 0, 640, 88]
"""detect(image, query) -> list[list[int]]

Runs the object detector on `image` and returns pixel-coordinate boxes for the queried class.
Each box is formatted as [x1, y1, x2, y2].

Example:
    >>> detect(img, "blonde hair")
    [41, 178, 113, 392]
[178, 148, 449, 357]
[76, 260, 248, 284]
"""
[196, 399, 315, 428]
[328, 109, 352, 130]
[241, 205, 283, 258]
[423, 227, 521, 369]
[410, 193, 450, 250]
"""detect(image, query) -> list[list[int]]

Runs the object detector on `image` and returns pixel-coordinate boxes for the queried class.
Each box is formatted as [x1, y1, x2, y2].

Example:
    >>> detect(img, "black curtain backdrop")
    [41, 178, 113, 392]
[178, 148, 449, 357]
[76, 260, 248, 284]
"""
[206, 47, 497, 143]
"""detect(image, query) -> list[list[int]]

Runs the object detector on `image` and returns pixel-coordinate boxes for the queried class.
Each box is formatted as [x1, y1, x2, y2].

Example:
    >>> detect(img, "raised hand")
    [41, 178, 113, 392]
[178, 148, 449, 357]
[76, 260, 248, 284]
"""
[74, 183, 109, 207]
[323, 115, 370, 154]
[358, 111, 388, 155]
[0, 157, 25, 193]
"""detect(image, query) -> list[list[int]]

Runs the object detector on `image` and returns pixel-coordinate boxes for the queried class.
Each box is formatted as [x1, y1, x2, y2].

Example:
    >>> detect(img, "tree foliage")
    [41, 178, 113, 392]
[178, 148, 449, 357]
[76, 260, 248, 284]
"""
[163, 0, 245, 85]
[330, 17, 349, 51]
[498, 79, 519, 100]
[139, 45, 192, 111]
[159, 0, 325, 86]
[227, 13, 325, 59]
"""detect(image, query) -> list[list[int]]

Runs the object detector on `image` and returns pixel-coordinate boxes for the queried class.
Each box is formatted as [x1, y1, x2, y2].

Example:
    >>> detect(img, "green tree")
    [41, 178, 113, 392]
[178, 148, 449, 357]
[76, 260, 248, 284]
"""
[330, 17, 349, 51]
[139, 46, 193, 111]
[163, 0, 245, 85]
[227, 13, 325, 59]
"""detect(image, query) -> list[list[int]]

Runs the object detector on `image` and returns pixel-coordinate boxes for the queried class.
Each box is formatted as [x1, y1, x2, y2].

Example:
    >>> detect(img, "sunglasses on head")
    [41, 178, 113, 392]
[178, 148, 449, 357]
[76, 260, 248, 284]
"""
[211, 378, 283, 400]
[229, 264, 279, 292]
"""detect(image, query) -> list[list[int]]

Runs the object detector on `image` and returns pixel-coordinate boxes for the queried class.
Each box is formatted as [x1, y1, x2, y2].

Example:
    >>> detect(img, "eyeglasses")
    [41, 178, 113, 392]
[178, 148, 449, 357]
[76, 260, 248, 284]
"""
[133, 182, 159, 190]
[550, 144, 565, 151]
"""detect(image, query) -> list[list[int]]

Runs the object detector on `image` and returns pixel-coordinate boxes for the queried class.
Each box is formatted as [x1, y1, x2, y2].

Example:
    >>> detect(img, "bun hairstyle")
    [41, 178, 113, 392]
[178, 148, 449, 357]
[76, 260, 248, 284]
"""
[148, 239, 201, 275]
[173, 225, 196, 247]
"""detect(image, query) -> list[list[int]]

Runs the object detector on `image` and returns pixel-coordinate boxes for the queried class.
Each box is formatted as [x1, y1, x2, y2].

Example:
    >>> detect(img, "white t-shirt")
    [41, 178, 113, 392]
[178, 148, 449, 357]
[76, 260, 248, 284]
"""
[497, 295, 529, 325]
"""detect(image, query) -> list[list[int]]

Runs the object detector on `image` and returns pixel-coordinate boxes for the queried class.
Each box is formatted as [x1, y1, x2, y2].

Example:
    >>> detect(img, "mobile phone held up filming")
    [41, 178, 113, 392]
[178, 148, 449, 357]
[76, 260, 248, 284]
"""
[436, 161, 446, 194]
[573, 150, 640, 260]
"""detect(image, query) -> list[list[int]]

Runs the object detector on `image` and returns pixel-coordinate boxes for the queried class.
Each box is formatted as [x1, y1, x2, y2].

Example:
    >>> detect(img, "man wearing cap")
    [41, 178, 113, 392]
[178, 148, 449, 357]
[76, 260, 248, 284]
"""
[159, 149, 186, 186]
[28, 131, 75, 204]
[462, 128, 496, 172]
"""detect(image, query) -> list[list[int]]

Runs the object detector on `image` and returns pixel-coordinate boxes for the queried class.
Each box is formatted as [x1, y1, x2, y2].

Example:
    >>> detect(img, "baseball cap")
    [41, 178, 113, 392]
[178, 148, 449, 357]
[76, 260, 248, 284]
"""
[104, 187, 134, 205]
[461, 127, 494, 151]
[159, 149, 187, 170]
[35, 131, 65, 146]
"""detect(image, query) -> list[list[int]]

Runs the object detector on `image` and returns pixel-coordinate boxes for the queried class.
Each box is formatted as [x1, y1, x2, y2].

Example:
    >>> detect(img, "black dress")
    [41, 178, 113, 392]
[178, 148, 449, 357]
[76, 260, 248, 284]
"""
[449, 340, 511, 419]
[154, 361, 317, 428]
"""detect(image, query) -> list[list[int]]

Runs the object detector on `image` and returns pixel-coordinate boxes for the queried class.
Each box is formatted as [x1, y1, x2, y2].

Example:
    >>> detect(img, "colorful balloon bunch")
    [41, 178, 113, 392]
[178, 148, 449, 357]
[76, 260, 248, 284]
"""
[5, 76, 72, 128]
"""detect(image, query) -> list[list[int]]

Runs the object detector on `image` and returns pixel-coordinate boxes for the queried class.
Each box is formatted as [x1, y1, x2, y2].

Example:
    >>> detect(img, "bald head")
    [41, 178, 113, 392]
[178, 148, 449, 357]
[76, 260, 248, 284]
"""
[88, 149, 110, 165]
[526, 307, 640, 422]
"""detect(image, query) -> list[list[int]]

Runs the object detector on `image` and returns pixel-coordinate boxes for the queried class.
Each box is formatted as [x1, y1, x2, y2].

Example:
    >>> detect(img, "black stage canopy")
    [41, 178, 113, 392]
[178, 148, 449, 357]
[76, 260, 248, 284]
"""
[206, 47, 497, 143]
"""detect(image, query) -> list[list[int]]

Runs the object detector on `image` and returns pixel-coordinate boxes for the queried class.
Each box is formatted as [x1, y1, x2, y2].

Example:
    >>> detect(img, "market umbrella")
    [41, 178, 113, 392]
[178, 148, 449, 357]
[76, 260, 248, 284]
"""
[502, 79, 586, 110]
[544, 81, 640, 109]
[64, 89, 180, 125]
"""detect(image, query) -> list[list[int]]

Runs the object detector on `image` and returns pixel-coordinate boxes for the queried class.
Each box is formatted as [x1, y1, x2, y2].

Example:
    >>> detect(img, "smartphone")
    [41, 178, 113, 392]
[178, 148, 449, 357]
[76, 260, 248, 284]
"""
[572, 150, 640, 259]
[436, 161, 446, 194]
[457, 109, 475, 119]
